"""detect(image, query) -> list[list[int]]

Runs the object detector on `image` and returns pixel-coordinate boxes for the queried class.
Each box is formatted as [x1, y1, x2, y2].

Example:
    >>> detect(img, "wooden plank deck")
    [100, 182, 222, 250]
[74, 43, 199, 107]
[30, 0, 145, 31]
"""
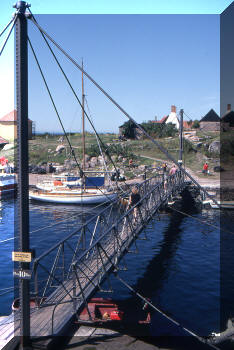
[0, 176, 186, 348]
[0, 210, 151, 348]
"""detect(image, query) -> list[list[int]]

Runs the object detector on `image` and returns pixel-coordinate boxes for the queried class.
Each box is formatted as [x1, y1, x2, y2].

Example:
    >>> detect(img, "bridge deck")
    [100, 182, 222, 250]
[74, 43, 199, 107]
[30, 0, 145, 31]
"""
[0, 173, 187, 348]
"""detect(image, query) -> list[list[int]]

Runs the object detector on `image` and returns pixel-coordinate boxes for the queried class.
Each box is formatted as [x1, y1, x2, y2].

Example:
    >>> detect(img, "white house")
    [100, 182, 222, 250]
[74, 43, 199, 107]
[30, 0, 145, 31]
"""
[165, 105, 180, 129]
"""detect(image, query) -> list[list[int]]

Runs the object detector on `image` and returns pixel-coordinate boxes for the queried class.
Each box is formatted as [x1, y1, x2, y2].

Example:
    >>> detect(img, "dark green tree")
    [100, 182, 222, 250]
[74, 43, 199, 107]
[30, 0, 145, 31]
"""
[192, 120, 200, 129]
[120, 120, 136, 139]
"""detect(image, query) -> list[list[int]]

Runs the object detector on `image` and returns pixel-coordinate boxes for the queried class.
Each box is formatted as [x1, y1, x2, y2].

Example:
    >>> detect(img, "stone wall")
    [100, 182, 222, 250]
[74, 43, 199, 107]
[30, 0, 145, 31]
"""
[200, 122, 220, 131]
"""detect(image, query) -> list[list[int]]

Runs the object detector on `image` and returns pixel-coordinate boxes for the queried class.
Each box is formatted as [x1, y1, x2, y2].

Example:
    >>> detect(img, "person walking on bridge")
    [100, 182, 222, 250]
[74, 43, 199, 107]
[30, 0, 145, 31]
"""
[128, 186, 141, 222]
[169, 164, 177, 176]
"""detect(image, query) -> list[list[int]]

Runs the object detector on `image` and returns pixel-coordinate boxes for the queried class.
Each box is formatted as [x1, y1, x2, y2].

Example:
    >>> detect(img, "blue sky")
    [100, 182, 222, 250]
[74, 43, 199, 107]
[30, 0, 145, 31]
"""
[0, 1, 232, 133]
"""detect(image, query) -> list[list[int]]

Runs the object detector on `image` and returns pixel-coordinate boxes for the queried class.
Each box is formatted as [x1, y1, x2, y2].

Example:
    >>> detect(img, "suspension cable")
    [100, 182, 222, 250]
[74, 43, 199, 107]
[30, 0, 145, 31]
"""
[115, 274, 219, 350]
[180, 109, 234, 220]
[84, 97, 127, 194]
[27, 36, 83, 177]
[29, 10, 128, 193]
[169, 206, 234, 235]
[0, 192, 127, 244]
[0, 16, 15, 38]
[0, 12, 18, 57]
[28, 22, 116, 202]
[28, 15, 222, 211]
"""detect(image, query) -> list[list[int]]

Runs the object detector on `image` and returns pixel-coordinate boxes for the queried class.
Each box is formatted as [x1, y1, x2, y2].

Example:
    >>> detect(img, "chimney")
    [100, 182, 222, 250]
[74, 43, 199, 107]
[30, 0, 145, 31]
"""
[171, 105, 176, 113]
[227, 104, 231, 112]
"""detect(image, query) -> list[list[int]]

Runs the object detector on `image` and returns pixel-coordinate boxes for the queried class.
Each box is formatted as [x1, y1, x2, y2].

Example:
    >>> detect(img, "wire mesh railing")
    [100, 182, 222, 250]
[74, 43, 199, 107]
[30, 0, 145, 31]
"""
[31, 170, 185, 311]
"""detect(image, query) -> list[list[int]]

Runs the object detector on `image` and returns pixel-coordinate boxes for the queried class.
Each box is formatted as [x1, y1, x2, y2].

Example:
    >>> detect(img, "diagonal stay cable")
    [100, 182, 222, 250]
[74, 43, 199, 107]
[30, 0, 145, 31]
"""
[169, 206, 234, 235]
[84, 97, 129, 194]
[182, 109, 217, 140]
[0, 12, 18, 57]
[29, 10, 129, 195]
[180, 109, 234, 219]
[27, 42, 115, 204]
[115, 275, 219, 350]
[29, 15, 222, 210]
[28, 14, 128, 203]
[27, 36, 83, 177]
[0, 16, 15, 38]
[0, 187, 130, 245]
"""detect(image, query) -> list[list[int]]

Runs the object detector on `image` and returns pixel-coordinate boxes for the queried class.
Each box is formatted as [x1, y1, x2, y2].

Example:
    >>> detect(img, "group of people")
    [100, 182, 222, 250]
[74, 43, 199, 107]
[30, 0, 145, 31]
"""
[163, 163, 178, 190]
[126, 163, 179, 222]
[162, 163, 177, 175]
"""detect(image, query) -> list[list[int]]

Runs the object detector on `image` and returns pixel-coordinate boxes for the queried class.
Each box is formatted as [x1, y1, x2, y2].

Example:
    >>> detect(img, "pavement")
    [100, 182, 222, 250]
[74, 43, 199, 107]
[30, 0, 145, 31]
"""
[53, 324, 216, 350]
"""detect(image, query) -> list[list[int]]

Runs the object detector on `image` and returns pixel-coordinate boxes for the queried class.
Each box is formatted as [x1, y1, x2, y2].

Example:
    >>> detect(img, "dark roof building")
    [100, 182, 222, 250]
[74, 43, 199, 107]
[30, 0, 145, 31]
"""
[200, 109, 220, 122]
[200, 109, 220, 131]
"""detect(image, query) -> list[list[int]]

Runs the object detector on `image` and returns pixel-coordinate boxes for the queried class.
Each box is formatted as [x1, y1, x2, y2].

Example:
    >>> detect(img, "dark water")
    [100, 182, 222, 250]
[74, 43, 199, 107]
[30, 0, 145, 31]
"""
[0, 198, 233, 338]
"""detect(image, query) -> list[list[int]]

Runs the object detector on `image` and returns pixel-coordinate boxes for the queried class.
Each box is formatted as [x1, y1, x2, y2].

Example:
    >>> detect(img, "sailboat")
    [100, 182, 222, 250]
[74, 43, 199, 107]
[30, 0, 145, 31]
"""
[29, 62, 118, 204]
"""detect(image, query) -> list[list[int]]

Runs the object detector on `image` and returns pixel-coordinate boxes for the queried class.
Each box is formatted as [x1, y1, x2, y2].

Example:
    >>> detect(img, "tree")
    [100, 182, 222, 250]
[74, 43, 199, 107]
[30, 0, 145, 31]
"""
[141, 121, 177, 138]
[120, 120, 136, 139]
[192, 120, 200, 129]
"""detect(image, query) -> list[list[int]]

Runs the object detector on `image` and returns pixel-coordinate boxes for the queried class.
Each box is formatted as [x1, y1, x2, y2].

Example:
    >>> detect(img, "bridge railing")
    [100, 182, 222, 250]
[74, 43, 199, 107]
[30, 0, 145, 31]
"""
[31, 170, 184, 310]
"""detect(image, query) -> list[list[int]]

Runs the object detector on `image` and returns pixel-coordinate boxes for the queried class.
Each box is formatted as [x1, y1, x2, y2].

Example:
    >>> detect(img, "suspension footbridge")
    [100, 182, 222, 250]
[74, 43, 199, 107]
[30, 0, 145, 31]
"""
[0, 2, 224, 350]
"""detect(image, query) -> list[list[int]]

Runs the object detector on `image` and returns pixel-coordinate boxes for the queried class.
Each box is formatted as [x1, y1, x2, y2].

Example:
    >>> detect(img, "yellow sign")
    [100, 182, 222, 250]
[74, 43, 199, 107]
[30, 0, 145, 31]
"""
[12, 251, 32, 262]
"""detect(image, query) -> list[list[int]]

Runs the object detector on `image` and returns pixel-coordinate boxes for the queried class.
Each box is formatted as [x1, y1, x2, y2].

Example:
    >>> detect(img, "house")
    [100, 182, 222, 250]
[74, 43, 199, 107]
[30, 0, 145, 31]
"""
[153, 115, 168, 125]
[165, 105, 180, 129]
[152, 106, 192, 130]
[221, 104, 234, 129]
[200, 109, 220, 131]
[0, 110, 33, 141]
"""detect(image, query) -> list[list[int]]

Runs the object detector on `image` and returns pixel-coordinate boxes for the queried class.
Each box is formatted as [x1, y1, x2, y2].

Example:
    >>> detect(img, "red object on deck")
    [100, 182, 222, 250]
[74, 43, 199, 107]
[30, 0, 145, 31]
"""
[110, 310, 124, 320]
[77, 297, 151, 327]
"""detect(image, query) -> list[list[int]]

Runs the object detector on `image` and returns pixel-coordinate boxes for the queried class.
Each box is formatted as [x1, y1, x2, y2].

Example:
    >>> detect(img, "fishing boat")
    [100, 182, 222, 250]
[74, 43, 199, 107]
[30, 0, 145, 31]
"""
[76, 298, 151, 334]
[29, 62, 118, 204]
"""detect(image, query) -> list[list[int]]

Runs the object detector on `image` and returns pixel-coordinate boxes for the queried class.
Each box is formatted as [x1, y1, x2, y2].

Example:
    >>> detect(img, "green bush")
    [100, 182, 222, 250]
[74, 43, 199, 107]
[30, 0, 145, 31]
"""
[141, 121, 177, 138]
[107, 143, 135, 159]
[120, 120, 136, 139]
[183, 139, 194, 153]
[86, 144, 101, 157]
[192, 120, 200, 129]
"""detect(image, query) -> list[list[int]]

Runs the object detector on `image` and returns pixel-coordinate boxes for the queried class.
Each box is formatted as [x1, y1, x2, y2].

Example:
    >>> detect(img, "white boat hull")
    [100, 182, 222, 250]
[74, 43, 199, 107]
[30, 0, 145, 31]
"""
[29, 191, 117, 204]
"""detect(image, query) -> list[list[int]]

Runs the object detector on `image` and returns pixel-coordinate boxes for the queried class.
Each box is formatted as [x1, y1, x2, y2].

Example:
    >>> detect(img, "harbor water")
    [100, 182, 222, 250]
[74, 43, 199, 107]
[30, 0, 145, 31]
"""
[0, 197, 233, 338]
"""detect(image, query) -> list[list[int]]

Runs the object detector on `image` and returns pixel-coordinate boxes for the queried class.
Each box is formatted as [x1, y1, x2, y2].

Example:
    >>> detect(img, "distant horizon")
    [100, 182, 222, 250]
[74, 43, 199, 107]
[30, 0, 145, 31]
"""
[35, 130, 118, 135]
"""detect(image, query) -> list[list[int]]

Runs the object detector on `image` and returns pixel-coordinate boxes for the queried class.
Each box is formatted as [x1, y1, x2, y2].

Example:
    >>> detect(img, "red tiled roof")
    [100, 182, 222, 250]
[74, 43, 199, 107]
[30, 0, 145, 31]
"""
[152, 115, 168, 123]
[0, 136, 9, 145]
[0, 110, 17, 122]
[0, 109, 32, 122]
[183, 121, 193, 129]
